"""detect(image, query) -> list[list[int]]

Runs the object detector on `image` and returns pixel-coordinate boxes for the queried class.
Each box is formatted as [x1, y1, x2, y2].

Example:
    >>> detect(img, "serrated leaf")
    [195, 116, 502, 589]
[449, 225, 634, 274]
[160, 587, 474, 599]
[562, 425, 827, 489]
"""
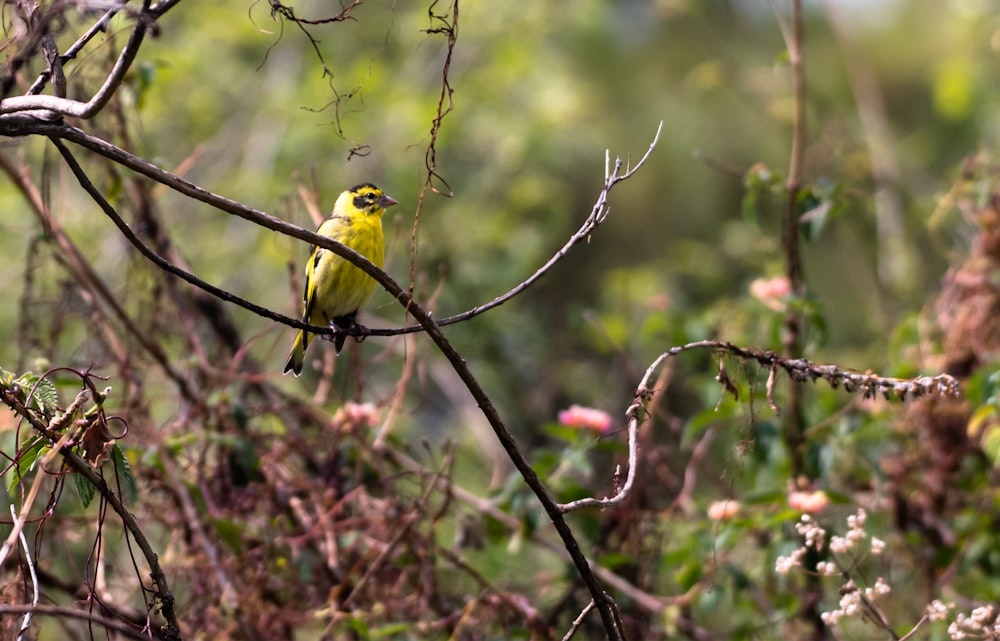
[113, 445, 138, 503]
[26, 377, 59, 419]
[74, 469, 96, 508]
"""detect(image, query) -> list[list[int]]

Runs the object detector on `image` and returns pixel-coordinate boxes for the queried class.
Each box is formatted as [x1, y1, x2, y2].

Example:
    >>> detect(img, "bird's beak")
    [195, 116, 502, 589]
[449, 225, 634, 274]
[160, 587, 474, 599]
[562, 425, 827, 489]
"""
[381, 194, 399, 208]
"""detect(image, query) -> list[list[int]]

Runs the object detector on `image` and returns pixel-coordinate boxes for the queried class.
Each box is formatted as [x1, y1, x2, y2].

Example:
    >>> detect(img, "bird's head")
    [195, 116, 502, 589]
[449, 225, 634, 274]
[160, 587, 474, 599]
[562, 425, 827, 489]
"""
[349, 183, 398, 216]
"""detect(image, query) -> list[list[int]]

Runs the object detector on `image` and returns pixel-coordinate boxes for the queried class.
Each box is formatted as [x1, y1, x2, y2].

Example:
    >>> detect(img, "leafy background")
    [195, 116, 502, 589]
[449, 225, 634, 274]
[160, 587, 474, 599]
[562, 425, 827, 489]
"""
[1, 1, 999, 639]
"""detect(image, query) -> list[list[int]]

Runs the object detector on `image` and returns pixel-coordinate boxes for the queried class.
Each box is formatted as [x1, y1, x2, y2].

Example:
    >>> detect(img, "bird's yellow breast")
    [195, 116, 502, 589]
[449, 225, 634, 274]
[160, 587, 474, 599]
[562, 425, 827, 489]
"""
[305, 206, 385, 324]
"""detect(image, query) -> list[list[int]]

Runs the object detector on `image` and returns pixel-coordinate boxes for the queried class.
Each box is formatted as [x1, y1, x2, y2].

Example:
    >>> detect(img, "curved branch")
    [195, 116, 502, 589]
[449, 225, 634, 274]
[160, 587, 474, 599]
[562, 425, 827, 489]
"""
[13, 117, 669, 640]
[559, 339, 960, 514]
[431, 121, 663, 328]
[35, 120, 662, 342]
[1, 3, 157, 119]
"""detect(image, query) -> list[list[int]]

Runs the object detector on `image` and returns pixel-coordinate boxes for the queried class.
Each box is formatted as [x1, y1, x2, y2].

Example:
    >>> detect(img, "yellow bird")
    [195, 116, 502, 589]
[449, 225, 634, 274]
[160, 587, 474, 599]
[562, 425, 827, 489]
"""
[283, 183, 398, 376]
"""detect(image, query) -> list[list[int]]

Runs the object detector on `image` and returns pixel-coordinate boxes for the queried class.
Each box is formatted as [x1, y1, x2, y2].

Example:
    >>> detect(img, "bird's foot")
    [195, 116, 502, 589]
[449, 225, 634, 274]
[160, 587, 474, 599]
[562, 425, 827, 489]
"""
[353, 323, 371, 344]
[322, 320, 350, 343]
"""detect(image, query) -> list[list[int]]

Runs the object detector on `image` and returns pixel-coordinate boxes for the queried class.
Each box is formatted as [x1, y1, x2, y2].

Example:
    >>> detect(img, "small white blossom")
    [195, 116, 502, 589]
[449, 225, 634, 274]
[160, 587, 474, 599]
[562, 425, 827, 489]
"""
[947, 605, 999, 641]
[829, 535, 851, 554]
[863, 577, 891, 601]
[840, 589, 862, 617]
[870, 537, 886, 555]
[971, 605, 995, 624]
[821, 610, 841, 625]
[775, 547, 806, 575]
[926, 600, 952, 622]
[795, 515, 827, 550]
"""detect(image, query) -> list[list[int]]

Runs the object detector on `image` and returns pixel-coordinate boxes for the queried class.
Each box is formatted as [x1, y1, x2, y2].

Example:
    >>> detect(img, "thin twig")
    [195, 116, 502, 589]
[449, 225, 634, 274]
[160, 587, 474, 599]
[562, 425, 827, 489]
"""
[0, 393, 83, 571]
[10, 505, 38, 641]
[779, 0, 808, 481]
[17, 120, 664, 344]
[0, 604, 160, 640]
[409, 0, 459, 293]
[158, 452, 240, 614]
[557, 399, 637, 512]
[342, 448, 451, 608]
[561, 600, 596, 641]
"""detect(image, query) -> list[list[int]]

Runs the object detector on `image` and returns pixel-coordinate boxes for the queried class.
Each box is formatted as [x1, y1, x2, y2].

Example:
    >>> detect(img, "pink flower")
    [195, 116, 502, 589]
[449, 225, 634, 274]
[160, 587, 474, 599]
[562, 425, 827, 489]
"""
[708, 500, 740, 520]
[788, 490, 830, 514]
[558, 405, 613, 434]
[750, 276, 792, 312]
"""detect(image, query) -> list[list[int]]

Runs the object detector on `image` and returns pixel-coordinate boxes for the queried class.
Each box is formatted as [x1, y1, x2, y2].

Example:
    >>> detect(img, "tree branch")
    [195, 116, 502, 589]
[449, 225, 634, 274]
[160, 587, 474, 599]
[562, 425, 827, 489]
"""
[0, 110, 667, 641]
[0, 2, 168, 119]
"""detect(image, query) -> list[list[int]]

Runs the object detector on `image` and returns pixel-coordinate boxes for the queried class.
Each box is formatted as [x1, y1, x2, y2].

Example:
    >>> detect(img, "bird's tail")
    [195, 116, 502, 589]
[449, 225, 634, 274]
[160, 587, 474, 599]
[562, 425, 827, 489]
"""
[283, 330, 309, 377]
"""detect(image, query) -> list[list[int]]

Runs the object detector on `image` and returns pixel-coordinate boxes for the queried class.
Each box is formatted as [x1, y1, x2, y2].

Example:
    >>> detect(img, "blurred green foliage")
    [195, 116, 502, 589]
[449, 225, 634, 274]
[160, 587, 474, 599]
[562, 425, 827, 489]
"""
[4, 1, 993, 402]
[3, 1, 1000, 639]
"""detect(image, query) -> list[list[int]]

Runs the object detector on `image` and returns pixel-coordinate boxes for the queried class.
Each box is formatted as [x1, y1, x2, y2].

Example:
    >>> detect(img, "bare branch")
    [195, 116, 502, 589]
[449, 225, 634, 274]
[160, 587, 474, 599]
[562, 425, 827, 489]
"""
[10, 113, 661, 641]
[0, 4, 165, 119]
[561, 600, 596, 641]
[559, 339, 959, 514]
[433, 121, 664, 329]
[0, 604, 161, 641]
[3, 120, 663, 354]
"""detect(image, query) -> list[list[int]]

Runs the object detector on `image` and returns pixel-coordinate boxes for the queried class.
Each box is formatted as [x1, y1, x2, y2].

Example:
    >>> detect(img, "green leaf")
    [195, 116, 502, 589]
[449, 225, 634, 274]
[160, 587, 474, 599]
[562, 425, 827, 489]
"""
[113, 445, 138, 503]
[344, 616, 369, 636]
[370, 622, 411, 638]
[32, 377, 59, 418]
[541, 422, 589, 445]
[741, 187, 760, 226]
[74, 468, 96, 509]
[15, 373, 59, 419]
[723, 562, 751, 591]
[7, 439, 47, 497]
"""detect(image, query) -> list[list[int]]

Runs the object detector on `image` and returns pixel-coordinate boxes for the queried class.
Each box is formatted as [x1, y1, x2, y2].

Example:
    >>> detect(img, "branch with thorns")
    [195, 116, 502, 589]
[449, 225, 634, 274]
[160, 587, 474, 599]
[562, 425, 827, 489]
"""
[558, 339, 959, 514]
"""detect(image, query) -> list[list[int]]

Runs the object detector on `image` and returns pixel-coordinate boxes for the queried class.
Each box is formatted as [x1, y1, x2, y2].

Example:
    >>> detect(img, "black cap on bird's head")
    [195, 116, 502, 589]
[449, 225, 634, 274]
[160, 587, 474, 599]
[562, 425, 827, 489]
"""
[350, 183, 398, 212]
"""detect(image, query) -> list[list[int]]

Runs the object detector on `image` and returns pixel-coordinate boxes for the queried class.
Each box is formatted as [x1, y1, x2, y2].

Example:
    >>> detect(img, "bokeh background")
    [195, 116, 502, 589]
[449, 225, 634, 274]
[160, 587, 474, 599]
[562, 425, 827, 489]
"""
[2, 1, 1000, 639]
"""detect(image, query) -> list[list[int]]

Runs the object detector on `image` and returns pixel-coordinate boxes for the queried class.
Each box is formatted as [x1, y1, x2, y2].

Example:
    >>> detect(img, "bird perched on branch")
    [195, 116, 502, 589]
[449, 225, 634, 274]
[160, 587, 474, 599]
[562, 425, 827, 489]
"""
[283, 183, 398, 376]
